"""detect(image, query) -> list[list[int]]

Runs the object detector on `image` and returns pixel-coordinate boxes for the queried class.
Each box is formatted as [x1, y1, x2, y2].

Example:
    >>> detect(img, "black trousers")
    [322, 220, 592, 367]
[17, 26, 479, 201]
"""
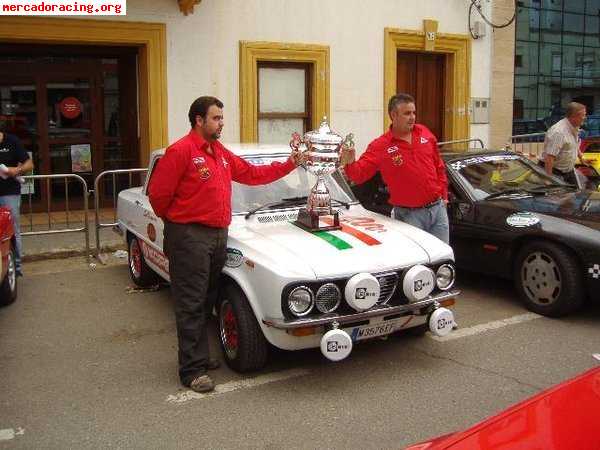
[538, 160, 577, 185]
[163, 221, 228, 386]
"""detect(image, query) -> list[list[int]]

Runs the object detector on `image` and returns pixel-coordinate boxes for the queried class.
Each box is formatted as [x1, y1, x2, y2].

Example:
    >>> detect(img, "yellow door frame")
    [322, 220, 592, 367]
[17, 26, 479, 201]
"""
[0, 17, 168, 165]
[384, 27, 471, 141]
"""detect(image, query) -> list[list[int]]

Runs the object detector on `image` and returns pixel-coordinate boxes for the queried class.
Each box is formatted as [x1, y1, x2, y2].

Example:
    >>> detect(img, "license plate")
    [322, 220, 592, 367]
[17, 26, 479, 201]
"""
[348, 320, 399, 342]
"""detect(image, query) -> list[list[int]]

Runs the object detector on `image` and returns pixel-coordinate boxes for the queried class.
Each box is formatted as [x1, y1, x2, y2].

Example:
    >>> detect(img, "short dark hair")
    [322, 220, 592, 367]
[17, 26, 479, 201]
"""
[388, 93, 415, 115]
[188, 96, 224, 128]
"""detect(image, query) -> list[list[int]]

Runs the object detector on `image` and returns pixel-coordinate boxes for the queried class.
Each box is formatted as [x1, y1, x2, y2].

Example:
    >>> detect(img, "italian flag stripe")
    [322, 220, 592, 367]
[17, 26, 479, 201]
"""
[292, 222, 353, 250]
[321, 217, 381, 246]
[313, 230, 353, 250]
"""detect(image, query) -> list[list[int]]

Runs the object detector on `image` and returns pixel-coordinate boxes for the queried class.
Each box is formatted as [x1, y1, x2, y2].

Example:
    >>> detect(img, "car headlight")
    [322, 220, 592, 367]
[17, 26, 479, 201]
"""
[436, 264, 456, 291]
[288, 286, 314, 317]
[315, 283, 341, 313]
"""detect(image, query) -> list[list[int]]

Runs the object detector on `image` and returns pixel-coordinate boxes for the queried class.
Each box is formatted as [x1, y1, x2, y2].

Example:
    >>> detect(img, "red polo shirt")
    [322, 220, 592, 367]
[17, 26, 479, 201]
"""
[148, 131, 295, 227]
[344, 124, 448, 208]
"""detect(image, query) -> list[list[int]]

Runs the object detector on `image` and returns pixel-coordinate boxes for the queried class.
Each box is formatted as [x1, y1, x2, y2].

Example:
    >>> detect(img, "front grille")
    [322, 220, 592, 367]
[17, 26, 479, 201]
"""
[375, 271, 399, 304]
[257, 212, 298, 223]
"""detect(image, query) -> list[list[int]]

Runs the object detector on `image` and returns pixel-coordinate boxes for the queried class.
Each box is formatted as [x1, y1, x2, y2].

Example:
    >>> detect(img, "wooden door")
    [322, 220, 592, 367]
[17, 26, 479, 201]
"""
[396, 52, 446, 140]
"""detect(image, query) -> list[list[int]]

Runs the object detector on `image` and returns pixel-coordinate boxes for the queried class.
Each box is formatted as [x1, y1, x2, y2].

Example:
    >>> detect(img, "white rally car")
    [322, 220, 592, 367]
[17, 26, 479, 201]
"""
[117, 145, 459, 372]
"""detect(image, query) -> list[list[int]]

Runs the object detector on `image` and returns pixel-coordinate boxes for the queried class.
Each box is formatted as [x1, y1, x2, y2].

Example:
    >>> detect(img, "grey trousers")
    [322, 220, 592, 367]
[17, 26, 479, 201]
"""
[164, 221, 228, 386]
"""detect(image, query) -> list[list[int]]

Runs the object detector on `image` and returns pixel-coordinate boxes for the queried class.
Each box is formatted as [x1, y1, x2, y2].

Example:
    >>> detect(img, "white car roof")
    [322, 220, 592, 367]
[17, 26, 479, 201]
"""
[150, 143, 290, 160]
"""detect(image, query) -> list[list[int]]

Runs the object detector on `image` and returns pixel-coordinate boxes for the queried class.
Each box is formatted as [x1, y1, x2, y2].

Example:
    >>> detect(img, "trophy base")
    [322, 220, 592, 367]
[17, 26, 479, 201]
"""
[294, 209, 342, 232]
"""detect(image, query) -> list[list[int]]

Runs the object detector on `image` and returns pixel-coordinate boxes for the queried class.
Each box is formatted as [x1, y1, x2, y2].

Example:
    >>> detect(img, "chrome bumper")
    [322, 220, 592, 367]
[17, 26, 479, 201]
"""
[262, 289, 460, 330]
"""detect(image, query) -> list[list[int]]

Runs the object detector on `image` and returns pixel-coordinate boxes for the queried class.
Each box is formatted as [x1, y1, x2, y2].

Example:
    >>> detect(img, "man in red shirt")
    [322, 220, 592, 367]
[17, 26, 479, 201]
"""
[149, 96, 302, 393]
[341, 93, 449, 243]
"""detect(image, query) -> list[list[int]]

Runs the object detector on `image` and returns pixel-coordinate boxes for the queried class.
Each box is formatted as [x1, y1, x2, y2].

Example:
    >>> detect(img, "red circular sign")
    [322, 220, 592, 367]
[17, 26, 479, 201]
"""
[59, 97, 82, 119]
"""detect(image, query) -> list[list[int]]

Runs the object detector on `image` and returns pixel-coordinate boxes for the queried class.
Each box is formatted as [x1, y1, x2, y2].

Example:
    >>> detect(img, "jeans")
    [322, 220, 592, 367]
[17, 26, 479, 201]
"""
[0, 195, 22, 273]
[392, 199, 450, 244]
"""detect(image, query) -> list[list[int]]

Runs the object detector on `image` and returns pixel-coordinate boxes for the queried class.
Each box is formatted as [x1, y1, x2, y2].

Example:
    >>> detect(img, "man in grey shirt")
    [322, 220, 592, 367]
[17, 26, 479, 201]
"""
[540, 102, 586, 185]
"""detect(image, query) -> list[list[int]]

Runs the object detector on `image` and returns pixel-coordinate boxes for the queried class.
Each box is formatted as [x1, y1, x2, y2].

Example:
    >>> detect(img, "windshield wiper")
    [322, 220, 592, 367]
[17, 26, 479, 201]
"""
[526, 185, 574, 194]
[281, 196, 308, 202]
[331, 198, 351, 209]
[245, 196, 307, 219]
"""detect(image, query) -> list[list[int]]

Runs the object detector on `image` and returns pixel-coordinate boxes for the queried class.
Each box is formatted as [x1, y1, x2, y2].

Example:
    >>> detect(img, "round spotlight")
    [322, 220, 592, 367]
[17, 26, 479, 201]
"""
[315, 283, 341, 313]
[288, 286, 314, 317]
[436, 264, 456, 291]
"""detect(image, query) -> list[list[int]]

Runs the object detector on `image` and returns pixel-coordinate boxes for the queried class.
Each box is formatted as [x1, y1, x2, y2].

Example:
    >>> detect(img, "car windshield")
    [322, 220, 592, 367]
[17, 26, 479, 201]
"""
[232, 155, 358, 214]
[450, 154, 569, 201]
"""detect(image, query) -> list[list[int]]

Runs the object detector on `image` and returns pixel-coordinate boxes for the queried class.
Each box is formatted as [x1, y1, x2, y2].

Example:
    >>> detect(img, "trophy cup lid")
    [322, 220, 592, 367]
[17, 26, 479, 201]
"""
[304, 117, 343, 146]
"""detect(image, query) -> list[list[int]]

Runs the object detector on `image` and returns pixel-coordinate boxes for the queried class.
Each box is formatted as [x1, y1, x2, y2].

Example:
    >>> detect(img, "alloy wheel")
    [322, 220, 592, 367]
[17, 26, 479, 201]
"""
[521, 251, 561, 306]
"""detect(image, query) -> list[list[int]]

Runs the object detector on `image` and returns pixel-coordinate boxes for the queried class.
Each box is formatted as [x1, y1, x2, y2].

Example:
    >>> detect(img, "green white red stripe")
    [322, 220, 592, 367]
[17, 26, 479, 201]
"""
[293, 218, 382, 250]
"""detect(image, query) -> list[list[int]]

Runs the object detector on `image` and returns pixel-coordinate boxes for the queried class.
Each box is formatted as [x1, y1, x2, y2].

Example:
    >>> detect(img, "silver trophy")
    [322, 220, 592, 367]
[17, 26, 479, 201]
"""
[290, 117, 354, 231]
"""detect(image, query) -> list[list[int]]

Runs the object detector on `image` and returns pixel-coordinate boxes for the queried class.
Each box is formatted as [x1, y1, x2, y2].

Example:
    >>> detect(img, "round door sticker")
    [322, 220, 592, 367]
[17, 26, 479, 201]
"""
[59, 96, 82, 119]
[225, 248, 244, 268]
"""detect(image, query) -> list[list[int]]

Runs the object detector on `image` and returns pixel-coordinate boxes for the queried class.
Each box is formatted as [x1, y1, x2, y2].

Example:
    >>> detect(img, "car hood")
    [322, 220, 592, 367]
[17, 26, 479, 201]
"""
[235, 209, 452, 278]
[404, 367, 600, 449]
[491, 190, 600, 231]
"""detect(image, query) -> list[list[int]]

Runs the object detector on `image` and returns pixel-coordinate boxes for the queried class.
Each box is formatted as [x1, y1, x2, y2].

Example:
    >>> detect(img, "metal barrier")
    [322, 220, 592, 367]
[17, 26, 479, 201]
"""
[507, 132, 546, 160]
[93, 168, 147, 255]
[21, 174, 90, 262]
[438, 138, 485, 151]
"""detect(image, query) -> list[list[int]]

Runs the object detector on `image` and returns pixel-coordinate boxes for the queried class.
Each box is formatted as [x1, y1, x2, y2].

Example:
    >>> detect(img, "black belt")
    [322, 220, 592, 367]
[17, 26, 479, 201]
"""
[397, 198, 441, 210]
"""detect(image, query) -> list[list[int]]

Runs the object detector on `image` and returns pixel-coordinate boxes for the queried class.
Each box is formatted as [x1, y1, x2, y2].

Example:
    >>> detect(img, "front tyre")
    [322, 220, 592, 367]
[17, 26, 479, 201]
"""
[0, 245, 17, 306]
[218, 284, 268, 372]
[515, 241, 584, 317]
[128, 236, 159, 287]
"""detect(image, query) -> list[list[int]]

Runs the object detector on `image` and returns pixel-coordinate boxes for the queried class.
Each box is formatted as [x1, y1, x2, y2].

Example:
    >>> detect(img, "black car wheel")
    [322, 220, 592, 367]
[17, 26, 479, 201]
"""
[218, 284, 268, 372]
[0, 245, 17, 306]
[515, 241, 584, 317]
[128, 235, 159, 287]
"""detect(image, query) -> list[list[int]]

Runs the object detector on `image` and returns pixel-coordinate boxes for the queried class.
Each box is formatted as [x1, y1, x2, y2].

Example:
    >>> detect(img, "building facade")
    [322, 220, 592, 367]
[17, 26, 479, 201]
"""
[0, 0, 507, 208]
[514, 0, 600, 135]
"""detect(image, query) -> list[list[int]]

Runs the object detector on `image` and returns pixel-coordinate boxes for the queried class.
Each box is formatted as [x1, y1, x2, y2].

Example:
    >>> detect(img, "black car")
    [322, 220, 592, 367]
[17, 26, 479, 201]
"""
[351, 150, 600, 317]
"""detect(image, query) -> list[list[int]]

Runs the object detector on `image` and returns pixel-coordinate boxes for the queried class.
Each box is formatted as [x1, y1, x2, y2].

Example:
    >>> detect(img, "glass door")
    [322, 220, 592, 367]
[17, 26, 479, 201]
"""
[44, 74, 101, 207]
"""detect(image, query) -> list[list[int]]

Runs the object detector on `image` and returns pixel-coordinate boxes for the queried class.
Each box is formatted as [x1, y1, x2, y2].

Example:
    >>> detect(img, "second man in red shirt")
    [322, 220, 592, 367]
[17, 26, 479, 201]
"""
[341, 93, 449, 244]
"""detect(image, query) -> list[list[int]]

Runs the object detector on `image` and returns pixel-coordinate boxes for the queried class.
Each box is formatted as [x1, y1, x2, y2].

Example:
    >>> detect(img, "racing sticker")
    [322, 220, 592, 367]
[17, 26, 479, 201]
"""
[225, 248, 244, 268]
[147, 223, 157, 242]
[140, 241, 169, 274]
[506, 212, 540, 228]
[450, 154, 519, 171]
[588, 264, 600, 279]
[291, 216, 386, 251]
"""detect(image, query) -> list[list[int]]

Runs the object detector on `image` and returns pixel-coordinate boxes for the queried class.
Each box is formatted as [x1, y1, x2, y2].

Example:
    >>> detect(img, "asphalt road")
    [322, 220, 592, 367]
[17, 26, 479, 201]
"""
[1, 256, 599, 449]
